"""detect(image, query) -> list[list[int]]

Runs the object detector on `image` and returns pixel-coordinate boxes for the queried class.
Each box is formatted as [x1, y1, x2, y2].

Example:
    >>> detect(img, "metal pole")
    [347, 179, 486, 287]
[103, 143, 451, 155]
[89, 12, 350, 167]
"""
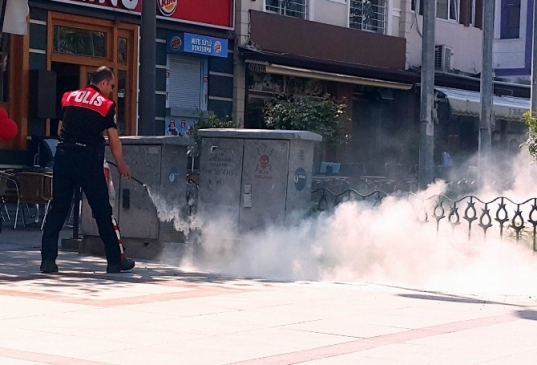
[529, 0, 537, 117]
[479, 0, 494, 186]
[419, 0, 436, 189]
[139, 0, 156, 135]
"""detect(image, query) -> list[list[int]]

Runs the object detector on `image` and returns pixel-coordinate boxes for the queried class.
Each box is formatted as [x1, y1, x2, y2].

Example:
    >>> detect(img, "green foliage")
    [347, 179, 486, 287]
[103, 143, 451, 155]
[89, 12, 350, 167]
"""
[196, 113, 238, 130]
[522, 111, 537, 160]
[191, 113, 238, 156]
[264, 94, 350, 146]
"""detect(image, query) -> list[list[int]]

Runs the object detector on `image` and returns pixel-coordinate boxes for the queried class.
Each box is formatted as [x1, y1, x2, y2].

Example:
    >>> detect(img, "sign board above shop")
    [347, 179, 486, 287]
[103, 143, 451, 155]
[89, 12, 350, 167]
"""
[50, 0, 234, 29]
[167, 33, 228, 58]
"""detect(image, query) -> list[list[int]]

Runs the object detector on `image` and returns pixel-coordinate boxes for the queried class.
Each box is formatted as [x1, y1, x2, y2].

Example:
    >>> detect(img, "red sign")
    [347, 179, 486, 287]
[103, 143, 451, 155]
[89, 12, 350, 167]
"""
[51, 0, 233, 29]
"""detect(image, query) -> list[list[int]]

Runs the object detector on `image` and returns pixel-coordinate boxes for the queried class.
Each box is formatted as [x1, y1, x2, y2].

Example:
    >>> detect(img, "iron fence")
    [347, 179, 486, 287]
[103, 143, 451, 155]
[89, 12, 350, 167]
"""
[311, 187, 537, 250]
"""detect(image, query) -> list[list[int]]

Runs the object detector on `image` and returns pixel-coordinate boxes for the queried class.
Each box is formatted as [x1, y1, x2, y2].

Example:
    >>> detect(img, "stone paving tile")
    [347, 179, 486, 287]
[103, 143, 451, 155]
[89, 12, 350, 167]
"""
[0, 347, 114, 365]
[297, 343, 474, 365]
[2, 276, 192, 299]
[0, 357, 43, 365]
[406, 318, 537, 357]
[120, 296, 243, 317]
[0, 328, 132, 359]
[473, 348, 537, 365]
[0, 296, 90, 320]
[3, 231, 537, 365]
[282, 318, 409, 339]
[87, 328, 355, 365]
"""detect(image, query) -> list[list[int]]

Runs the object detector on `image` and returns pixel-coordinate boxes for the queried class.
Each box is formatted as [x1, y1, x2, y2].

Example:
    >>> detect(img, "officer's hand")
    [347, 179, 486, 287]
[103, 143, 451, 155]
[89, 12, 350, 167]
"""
[117, 162, 131, 179]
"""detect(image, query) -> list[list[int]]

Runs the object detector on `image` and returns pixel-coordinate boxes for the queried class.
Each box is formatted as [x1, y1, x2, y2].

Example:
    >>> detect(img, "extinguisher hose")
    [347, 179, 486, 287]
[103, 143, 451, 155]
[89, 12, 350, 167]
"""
[106, 161, 148, 191]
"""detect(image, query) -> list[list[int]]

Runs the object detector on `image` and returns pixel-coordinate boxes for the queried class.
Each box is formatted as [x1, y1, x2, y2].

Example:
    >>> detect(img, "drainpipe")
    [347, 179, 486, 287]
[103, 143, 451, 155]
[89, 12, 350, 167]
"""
[138, 0, 156, 135]
[419, 0, 436, 189]
[479, 0, 494, 186]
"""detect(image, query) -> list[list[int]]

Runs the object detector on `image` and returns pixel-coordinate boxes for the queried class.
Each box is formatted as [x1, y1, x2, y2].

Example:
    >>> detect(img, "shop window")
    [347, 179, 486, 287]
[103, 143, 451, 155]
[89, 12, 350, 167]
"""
[266, 0, 309, 20]
[349, 0, 387, 34]
[0, 34, 9, 103]
[53, 26, 107, 57]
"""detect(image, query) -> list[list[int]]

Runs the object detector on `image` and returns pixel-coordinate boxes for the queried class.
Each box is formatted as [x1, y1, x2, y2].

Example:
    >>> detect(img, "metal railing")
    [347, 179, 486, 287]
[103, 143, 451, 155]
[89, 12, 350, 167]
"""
[350, 0, 387, 34]
[311, 187, 537, 250]
[266, 0, 309, 20]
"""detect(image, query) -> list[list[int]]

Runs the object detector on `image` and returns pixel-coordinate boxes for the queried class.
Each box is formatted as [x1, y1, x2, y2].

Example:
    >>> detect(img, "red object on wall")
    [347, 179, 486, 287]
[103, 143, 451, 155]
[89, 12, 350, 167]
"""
[51, 0, 233, 28]
[0, 108, 8, 120]
[0, 118, 19, 140]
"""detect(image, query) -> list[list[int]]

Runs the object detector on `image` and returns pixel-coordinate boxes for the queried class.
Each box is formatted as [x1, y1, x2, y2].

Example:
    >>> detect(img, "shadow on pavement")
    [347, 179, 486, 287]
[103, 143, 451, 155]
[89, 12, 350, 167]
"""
[398, 293, 488, 304]
[516, 310, 537, 321]
[0, 247, 295, 296]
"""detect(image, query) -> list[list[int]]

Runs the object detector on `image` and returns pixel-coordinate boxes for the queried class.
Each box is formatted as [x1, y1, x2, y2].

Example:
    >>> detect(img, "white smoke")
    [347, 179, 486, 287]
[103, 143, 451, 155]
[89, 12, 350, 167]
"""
[151, 148, 537, 297]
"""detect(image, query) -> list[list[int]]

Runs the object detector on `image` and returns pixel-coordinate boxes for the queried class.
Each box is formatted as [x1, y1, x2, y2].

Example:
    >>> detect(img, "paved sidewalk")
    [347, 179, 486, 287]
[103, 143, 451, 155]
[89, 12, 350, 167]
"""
[1, 229, 537, 364]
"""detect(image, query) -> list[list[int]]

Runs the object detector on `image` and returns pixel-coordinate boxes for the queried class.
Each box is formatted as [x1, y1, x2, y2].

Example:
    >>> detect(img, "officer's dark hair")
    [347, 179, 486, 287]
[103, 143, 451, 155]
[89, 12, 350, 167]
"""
[89, 66, 114, 85]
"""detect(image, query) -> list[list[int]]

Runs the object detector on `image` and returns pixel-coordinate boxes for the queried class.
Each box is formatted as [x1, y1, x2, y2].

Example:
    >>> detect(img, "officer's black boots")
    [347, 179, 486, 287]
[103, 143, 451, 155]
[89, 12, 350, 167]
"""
[40, 258, 135, 273]
[40, 260, 59, 273]
[106, 258, 135, 273]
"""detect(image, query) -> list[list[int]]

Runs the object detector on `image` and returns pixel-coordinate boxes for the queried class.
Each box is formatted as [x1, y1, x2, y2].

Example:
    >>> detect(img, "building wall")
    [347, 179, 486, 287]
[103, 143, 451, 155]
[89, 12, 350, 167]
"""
[403, 1, 483, 74]
[241, 0, 402, 35]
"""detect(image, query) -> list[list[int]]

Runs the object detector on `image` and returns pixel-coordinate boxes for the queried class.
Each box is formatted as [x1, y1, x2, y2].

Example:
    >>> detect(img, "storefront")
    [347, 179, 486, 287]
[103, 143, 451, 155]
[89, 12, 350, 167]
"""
[0, 0, 234, 163]
[434, 86, 530, 161]
[239, 11, 419, 170]
[164, 32, 229, 137]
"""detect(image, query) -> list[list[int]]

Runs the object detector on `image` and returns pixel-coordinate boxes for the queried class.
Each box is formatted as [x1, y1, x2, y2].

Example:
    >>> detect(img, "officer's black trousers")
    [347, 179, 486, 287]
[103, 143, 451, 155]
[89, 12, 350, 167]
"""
[41, 145, 121, 264]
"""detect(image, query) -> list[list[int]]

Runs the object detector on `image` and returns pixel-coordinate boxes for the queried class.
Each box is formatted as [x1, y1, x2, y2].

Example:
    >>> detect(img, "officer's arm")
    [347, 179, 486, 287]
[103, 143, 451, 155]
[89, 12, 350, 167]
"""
[106, 127, 131, 178]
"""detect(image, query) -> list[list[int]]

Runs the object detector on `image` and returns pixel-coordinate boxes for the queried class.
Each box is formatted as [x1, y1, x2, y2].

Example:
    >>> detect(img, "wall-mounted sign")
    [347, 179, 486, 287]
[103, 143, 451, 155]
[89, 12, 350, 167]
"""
[50, 0, 233, 29]
[167, 33, 229, 58]
[294, 167, 307, 191]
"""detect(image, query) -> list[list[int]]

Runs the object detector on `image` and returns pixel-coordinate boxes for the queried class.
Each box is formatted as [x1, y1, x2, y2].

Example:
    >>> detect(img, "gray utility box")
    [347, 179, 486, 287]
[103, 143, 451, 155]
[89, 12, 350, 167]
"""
[80, 136, 192, 259]
[198, 129, 322, 232]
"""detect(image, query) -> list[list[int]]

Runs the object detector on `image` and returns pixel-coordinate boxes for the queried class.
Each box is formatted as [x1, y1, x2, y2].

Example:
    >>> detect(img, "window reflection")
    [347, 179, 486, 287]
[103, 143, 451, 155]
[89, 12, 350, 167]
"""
[116, 70, 127, 135]
[0, 34, 10, 103]
[53, 26, 107, 57]
[118, 37, 127, 64]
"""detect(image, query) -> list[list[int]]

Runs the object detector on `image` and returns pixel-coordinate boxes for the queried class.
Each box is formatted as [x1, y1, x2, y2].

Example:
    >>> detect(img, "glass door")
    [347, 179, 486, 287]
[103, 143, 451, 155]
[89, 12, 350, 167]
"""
[49, 13, 138, 136]
[79, 65, 126, 135]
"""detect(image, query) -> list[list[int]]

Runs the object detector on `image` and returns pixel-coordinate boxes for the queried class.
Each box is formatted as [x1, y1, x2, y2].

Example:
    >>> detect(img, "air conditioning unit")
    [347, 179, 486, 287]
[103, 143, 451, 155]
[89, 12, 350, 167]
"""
[434, 45, 453, 71]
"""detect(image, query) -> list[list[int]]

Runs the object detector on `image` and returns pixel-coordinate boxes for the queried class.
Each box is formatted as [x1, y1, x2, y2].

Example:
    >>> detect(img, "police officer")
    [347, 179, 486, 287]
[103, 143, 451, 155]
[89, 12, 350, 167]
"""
[41, 66, 135, 274]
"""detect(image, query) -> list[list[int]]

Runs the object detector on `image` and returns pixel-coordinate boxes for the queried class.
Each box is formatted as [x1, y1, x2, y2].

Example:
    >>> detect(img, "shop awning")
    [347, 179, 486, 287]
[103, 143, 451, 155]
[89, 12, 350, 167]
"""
[1, 0, 29, 35]
[247, 61, 413, 91]
[435, 86, 530, 121]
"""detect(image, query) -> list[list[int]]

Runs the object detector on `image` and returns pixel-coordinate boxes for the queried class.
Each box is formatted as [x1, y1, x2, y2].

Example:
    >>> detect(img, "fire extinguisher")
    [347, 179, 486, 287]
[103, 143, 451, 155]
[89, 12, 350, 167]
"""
[98, 159, 126, 259]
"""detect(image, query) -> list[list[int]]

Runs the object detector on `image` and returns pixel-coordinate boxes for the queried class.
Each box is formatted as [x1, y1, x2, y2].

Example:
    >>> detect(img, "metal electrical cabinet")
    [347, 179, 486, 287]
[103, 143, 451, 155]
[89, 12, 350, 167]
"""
[80, 136, 192, 258]
[198, 129, 322, 232]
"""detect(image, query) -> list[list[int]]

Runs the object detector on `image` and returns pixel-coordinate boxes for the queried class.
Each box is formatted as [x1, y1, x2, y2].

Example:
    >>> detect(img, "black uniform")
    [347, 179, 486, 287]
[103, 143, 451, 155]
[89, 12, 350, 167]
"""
[41, 85, 122, 265]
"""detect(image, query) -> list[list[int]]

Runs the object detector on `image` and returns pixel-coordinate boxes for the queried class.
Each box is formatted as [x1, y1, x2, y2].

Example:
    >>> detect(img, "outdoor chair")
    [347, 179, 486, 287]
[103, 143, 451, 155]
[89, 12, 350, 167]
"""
[0, 171, 21, 227]
[15, 171, 53, 230]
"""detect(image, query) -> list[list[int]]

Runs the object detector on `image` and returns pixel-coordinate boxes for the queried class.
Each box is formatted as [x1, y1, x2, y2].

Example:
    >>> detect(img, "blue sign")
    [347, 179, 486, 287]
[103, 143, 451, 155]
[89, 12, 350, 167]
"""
[167, 33, 228, 58]
[294, 168, 307, 191]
